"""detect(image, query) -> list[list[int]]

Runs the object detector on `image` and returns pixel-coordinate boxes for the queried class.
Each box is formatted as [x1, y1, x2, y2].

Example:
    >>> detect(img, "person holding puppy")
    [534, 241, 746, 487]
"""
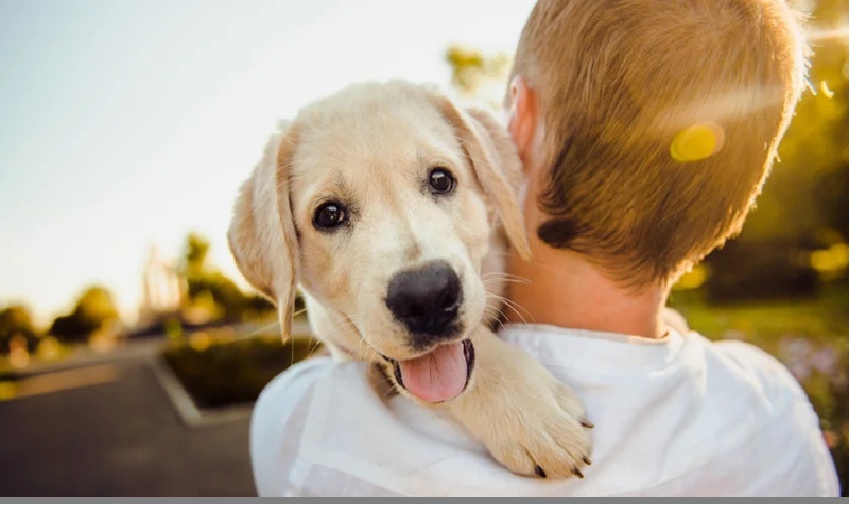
[251, 0, 839, 496]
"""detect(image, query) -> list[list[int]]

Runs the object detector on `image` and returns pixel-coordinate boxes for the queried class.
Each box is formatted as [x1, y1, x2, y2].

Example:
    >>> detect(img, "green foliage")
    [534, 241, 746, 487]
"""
[445, 45, 512, 105]
[740, 0, 848, 246]
[242, 294, 278, 321]
[180, 233, 248, 322]
[176, 232, 282, 323]
[703, 240, 820, 302]
[186, 272, 246, 322]
[0, 305, 37, 353]
[75, 285, 119, 323]
[162, 335, 322, 408]
[49, 285, 119, 343]
[184, 232, 211, 276]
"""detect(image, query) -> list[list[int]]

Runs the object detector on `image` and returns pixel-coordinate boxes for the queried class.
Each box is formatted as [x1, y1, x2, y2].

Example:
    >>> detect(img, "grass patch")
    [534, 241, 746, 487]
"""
[669, 283, 847, 350]
[161, 332, 322, 409]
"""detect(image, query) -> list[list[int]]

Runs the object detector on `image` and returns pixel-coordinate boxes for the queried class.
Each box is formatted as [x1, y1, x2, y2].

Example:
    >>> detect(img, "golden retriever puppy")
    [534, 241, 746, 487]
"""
[228, 81, 592, 479]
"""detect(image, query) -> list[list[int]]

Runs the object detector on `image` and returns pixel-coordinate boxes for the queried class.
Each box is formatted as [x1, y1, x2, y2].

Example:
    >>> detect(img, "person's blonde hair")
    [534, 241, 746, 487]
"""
[511, 0, 809, 287]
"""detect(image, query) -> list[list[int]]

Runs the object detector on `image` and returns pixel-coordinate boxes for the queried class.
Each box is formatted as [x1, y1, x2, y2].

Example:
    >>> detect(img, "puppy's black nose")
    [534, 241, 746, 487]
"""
[385, 260, 461, 338]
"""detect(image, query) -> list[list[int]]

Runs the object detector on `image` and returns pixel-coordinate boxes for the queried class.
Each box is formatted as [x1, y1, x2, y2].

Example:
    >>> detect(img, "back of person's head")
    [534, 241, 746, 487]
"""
[510, 0, 809, 288]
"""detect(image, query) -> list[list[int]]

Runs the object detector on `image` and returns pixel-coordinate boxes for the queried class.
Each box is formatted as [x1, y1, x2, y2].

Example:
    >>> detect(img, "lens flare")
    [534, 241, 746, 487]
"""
[819, 80, 835, 98]
[671, 122, 725, 162]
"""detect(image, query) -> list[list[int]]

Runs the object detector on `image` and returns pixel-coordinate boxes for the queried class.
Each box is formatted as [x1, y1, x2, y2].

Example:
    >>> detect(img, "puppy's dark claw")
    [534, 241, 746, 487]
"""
[583, 456, 592, 466]
[572, 467, 584, 479]
[581, 419, 594, 429]
[534, 465, 546, 478]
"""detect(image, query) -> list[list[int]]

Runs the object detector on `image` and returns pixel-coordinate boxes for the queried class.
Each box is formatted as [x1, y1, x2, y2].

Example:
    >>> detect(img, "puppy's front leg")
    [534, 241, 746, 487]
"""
[444, 326, 593, 479]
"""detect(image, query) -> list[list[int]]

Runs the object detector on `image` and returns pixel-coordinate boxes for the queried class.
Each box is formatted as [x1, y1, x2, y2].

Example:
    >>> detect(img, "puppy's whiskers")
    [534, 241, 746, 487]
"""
[482, 278, 532, 286]
[486, 292, 534, 325]
[232, 319, 281, 341]
[481, 272, 532, 284]
[327, 313, 384, 364]
[483, 306, 507, 326]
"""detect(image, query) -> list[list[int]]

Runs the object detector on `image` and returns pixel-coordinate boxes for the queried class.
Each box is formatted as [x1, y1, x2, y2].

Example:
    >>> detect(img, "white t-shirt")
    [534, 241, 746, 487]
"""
[250, 323, 839, 497]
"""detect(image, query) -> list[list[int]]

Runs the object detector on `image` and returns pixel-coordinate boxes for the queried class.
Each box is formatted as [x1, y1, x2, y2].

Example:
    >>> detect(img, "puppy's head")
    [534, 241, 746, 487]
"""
[228, 82, 529, 403]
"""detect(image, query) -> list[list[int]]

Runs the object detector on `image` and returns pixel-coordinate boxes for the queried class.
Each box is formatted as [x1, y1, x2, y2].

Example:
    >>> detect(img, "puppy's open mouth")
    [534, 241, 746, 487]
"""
[382, 338, 474, 403]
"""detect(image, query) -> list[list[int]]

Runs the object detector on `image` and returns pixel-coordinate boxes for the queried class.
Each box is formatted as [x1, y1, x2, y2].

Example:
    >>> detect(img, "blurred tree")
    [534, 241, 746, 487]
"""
[185, 232, 211, 277]
[243, 293, 277, 319]
[0, 304, 38, 353]
[740, 0, 848, 245]
[49, 285, 119, 343]
[180, 233, 248, 323]
[446, 45, 512, 106]
[187, 273, 246, 322]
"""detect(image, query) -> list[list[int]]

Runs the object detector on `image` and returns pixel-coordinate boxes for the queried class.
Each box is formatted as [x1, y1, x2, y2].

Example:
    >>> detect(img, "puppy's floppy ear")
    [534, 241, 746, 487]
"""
[427, 93, 532, 260]
[228, 122, 300, 342]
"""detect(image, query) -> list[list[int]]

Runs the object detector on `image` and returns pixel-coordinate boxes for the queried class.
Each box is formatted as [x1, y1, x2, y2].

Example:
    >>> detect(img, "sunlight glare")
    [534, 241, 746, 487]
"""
[807, 26, 849, 43]
[671, 121, 725, 162]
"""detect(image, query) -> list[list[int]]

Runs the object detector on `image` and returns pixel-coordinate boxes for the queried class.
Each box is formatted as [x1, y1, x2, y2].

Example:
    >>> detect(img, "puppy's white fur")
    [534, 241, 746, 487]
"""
[229, 81, 592, 478]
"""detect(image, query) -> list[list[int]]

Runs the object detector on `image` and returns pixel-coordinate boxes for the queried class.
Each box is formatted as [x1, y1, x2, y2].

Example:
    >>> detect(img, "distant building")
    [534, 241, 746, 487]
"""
[137, 245, 185, 328]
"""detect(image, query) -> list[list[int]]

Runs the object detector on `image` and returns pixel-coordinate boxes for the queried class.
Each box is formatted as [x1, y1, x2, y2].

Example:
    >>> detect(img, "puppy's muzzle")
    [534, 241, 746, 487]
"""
[385, 260, 462, 345]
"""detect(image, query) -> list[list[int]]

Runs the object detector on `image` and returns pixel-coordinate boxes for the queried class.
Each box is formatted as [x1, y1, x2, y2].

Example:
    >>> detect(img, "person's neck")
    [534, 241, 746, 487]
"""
[504, 241, 669, 339]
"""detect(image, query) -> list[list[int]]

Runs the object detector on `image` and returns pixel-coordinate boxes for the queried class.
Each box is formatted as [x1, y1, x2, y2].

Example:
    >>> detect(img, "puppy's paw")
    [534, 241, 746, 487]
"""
[484, 382, 593, 479]
[446, 329, 594, 479]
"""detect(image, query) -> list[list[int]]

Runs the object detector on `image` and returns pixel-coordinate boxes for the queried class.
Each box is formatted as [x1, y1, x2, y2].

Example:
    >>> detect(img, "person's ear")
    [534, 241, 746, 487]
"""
[506, 75, 539, 169]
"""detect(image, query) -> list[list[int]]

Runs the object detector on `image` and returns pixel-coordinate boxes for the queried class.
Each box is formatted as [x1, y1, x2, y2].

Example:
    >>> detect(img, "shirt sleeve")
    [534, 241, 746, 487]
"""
[250, 357, 335, 497]
[713, 341, 841, 497]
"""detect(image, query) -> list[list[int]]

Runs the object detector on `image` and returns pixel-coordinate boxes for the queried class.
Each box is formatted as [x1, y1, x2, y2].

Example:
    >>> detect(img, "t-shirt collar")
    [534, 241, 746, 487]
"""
[497, 322, 687, 372]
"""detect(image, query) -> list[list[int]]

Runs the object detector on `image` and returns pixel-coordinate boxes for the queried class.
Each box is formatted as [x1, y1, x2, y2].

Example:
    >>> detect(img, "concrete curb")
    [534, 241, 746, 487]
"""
[148, 354, 254, 428]
[148, 319, 316, 428]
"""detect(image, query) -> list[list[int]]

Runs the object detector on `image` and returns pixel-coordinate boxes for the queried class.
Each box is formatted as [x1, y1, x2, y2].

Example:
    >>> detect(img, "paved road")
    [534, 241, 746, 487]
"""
[0, 358, 256, 496]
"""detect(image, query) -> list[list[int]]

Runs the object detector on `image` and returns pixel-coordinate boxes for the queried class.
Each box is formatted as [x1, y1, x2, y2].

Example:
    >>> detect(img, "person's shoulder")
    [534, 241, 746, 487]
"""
[689, 336, 839, 496]
[250, 356, 371, 496]
[252, 356, 369, 433]
[706, 338, 808, 407]
[684, 334, 818, 424]
[250, 356, 335, 452]
[257, 356, 335, 402]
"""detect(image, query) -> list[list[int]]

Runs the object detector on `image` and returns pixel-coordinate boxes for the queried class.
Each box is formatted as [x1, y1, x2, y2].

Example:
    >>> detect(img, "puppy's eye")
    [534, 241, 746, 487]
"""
[429, 167, 455, 195]
[313, 202, 347, 230]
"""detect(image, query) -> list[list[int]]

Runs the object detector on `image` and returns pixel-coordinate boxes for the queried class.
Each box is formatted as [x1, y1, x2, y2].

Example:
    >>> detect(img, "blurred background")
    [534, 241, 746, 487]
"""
[0, 0, 846, 497]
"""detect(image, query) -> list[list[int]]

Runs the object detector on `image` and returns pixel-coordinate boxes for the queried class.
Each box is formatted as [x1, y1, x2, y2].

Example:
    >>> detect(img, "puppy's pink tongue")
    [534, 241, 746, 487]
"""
[398, 341, 467, 403]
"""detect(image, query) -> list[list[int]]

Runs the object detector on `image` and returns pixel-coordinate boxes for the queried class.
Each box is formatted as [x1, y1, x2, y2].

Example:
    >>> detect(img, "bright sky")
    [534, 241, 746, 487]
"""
[0, 0, 536, 326]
